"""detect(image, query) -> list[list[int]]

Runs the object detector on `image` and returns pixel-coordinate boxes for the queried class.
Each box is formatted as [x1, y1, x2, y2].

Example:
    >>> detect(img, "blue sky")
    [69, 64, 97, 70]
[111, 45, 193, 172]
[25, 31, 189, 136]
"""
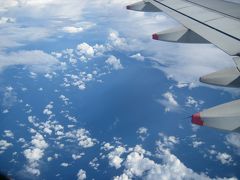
[0, 0, 240, 180]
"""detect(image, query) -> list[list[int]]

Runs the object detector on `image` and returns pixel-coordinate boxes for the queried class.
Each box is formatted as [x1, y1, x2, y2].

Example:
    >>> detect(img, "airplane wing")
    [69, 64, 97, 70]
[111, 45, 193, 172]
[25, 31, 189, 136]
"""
[127, 0, 240, 132]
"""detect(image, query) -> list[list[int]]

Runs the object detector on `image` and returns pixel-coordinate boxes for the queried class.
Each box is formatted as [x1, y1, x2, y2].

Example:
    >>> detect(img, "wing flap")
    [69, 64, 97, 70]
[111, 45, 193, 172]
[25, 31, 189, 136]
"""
[179, 6, 223, 22]
[205, 17, 240, 39]
[162, 0, 191, 9]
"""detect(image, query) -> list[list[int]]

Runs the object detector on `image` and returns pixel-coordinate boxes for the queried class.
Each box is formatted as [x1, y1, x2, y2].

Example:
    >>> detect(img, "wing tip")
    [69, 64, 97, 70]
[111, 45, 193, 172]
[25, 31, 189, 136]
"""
[191, 112, 204, 126]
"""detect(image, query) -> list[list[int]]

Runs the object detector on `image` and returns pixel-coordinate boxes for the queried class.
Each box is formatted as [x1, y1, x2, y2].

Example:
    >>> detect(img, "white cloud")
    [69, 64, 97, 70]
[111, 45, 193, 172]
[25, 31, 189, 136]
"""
[105, 55, 123, 70]
[63, 26, 84, 33]
[0, 140, 12, 154]
[77, 169, 86, 180]
[185, 96, 204, 109]
[108, 30, 128, 50]
[0, 50, 60, 72]
[102, 143, 114, 151]
[59, 95, 70, 105]
[136, 127, 149, 141]
[225, 133, 240, 154]
[89, 157, 100, 170]
[3, 130, 14, 139]
[0, 17, 15, 24]
[62, 22, 95, 34]
[2, 86, 17, 109]
[24, 148, 44, 162]
[43, 102, 54, 118]
[23, 132, 48, 176]
[130, 53, 144, 61]
[61, 162, 70, 167]
[65, 128, 97, 148]
[216, 152, 233, 165]
[72, 153, 84, 160]
[157, 92, 179, 112]
[108, 146, 126, 169]
[76, 43, 94, 60]
[192, 141, 204, 148]
[114, 134, 236, 180]
[31, 133, 48, 149]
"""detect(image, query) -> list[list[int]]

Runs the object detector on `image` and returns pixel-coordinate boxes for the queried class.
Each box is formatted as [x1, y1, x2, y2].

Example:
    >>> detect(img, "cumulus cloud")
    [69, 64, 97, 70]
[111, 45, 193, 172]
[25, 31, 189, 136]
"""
[108, 30, 128, 50]
[105, 55, 123, 70]
[77, 169, 86, 180]
[157, 92, 179, 112]
[0, 50, 60, 72]
[225, 133, 240, 154]
[61, 162, 70, 167]
[192, 141, 204, 148]
[114, 134, 236, 180]
[89, 157, 100, 170]
[107, 146, 126, 169]
[136, 127, 149, 141]
[0, 140, 13, 154]
[43, 101, 54, 117]
[185, 96, 204, 111]
[59, 95, 70, 105]
[76, 43, 95, 61]
[72, 153, 84, 160]
[3, 130, 14, 139]
[1, 86, 17, 109]
[216, 152, 233, 165]
[23, 132, 48, 176]
[65, 128, 97, 148]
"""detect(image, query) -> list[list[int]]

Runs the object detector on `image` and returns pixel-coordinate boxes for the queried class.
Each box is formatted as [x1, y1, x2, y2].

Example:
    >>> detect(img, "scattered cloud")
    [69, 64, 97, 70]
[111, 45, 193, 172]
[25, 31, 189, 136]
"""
[157, 92, 179, 112]
[76, 43, 95, 61]
[114, 134, 236, 180]
[0, 140, 13, 154]
[23, 133, 48, 176]
[107, 146, 126, 169]
[61, 162, 70, 167]
[192, 141, 204, 148]
[105, 55, 123, 70]
[136, 127, 149, 141]
[65, 128, 97, 148]
[1, 86, 17, 109]
[185, 96, 204, 110]
[3, 130, 14, 139]
[77, 169, 86, 180]
[216, 152, 233, 165]
[225, 133, 240, 155]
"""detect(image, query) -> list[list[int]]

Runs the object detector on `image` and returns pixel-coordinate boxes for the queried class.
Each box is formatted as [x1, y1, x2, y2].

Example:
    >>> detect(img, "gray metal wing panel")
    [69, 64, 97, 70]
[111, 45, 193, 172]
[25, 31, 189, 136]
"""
[186, 0, 240, 19]
[150, 0, 240, 55]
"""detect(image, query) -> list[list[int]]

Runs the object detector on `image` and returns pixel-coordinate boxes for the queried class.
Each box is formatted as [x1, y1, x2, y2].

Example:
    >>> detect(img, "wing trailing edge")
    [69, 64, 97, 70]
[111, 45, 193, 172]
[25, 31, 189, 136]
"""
[126, 0, 161, 12]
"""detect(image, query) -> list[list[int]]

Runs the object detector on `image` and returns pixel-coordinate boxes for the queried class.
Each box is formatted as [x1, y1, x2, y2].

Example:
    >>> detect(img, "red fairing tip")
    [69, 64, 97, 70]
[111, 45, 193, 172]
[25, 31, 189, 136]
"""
[191, 113, 204, 126]
[152, 33, 159, 40]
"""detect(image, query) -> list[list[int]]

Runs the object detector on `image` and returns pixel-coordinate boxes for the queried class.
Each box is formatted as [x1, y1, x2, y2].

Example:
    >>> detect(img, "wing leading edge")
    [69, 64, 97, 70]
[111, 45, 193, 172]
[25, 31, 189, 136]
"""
[127, 0, 240, 132]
